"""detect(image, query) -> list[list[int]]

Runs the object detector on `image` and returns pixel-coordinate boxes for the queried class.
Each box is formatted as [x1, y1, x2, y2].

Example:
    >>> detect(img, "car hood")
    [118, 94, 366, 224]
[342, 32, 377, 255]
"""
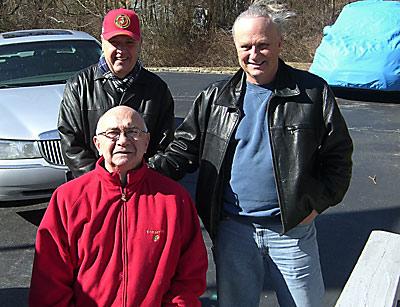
[0, 84, 65, 140]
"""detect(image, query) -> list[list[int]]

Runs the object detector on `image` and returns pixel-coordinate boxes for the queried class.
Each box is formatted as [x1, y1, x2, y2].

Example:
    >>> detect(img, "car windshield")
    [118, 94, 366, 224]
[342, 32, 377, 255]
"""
[0, 40, 101, 88]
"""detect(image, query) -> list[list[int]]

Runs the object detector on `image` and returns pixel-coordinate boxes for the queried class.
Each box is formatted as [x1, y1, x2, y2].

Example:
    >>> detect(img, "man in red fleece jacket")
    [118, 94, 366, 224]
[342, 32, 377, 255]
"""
[29, 106, 208, 306]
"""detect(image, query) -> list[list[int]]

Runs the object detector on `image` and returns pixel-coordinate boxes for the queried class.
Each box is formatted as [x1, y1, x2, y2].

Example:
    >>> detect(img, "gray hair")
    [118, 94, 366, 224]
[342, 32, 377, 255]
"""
[232, 0, 296, 37]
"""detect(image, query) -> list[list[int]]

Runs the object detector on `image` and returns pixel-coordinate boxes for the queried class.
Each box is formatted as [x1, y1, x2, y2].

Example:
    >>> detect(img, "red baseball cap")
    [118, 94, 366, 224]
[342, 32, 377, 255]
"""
[102, 8, 141, 41]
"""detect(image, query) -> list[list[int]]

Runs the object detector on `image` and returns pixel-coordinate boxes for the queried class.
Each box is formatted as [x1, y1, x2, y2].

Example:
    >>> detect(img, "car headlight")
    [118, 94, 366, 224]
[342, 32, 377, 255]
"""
[0, 139, 42, 159]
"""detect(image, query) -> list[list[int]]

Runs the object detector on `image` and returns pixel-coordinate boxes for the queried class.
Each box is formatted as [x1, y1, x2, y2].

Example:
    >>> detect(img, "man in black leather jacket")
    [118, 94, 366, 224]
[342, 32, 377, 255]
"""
[58, 8, 174, 178]
[150, 2, 353, 307]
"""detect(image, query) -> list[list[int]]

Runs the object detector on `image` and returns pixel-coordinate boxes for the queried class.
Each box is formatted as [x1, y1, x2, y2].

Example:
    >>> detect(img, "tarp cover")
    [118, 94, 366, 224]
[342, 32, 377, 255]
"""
[309, 0, 400, 91]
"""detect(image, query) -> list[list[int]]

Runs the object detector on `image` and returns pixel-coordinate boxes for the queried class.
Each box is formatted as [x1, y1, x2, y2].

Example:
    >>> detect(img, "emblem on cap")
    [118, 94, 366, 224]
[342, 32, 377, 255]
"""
[114, 14, 131, 29]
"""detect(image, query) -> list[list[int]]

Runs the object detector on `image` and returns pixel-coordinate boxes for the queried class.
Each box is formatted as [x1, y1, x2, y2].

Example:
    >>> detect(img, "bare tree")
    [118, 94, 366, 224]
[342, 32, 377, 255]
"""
[0, 0, 354, 65]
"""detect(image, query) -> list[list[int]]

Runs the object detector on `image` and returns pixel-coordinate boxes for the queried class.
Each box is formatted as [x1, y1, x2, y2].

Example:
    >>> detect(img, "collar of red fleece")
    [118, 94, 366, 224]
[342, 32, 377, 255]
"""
[94, 156, 148, 193]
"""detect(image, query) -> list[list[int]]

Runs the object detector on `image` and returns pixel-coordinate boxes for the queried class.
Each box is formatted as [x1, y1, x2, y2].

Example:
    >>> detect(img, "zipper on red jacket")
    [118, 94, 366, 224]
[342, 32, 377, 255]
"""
[121, 189, 128, 307]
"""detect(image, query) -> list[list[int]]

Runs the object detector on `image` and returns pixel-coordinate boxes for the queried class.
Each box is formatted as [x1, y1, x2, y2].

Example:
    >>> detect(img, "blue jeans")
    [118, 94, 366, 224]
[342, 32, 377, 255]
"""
[215, 217, 324, 307]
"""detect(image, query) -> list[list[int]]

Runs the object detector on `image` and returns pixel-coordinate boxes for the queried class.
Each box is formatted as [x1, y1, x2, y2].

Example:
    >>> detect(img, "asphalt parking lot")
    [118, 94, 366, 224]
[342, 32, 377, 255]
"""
[1, 72, 399, 306]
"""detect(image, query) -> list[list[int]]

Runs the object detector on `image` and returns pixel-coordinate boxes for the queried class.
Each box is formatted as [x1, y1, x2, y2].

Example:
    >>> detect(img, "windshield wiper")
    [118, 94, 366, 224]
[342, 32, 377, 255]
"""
[0, 80, 66, 88]
[0, 84, 14, 88]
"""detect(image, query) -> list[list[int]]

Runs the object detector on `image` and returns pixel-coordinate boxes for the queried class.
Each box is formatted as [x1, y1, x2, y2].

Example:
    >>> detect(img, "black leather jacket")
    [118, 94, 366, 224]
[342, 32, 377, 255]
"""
[150, 60, 353, 240]
[58, 64, 174, 178]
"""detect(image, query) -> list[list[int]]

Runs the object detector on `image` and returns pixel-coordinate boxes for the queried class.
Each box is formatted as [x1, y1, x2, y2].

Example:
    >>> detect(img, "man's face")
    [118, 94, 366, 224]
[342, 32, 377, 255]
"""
[233, 16, 282, 85]
[94, 107, 149, 174]
[101, 34, 141, 79]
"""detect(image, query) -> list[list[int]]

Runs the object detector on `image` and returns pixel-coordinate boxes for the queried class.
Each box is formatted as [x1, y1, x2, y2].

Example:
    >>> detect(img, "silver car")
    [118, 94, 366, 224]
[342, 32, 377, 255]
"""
[0, 29, 102, 201]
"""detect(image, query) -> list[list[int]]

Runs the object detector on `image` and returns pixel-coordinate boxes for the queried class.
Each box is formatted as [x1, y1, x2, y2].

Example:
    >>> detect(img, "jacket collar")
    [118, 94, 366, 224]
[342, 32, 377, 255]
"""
[93, 64, 150, 104]
[215, 59, 300, 108]
[94, 64, 105, 81]
[93, 63, 149, 85]
[273, 59, 301, 97]
[94, 156, 148, 193]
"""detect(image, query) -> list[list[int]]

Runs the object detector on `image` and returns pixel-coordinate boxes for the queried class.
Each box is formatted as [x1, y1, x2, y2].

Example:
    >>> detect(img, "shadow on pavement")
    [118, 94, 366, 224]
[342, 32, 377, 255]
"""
[200, 296, 218, 306]
[16, 208, 46, 227]
[0, 288, 28, 307]
[316, 206, 400, 306]
[0, 288, 218, 307]
[332, 87, 400, 103]
[0, 198, 49, 209]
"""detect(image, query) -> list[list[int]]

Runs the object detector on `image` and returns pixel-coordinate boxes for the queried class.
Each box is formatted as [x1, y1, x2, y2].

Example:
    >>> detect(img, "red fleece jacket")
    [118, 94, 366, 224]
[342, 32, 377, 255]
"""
[29, 159, 207, 306]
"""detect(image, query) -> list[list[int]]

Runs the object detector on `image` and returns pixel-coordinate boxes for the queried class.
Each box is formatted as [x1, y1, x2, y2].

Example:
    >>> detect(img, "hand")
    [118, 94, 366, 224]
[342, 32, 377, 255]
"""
[300, 209, 318, 225]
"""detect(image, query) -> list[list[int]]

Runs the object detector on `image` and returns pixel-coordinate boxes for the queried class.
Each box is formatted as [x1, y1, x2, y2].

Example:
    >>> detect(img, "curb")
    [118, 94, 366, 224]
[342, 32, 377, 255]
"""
[148, 63, 311, 74]
[147, 67, 238, 74]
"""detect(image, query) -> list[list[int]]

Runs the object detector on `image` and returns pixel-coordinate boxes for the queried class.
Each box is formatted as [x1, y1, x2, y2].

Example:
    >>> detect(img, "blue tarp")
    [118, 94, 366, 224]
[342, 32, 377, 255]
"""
[309, 0, 400, 91]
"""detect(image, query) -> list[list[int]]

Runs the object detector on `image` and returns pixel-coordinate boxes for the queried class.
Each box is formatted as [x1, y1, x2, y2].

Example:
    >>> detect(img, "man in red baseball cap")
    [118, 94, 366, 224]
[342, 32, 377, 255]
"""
[101, 9, 142, 78]
[101, 8, 142, 78]
[58, 8, 175, 179]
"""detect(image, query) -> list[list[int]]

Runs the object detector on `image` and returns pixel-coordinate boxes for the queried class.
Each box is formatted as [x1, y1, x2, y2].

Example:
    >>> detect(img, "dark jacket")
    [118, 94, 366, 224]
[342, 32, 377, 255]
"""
[58, 64, 174, 178]
[149, 60, 353, 241]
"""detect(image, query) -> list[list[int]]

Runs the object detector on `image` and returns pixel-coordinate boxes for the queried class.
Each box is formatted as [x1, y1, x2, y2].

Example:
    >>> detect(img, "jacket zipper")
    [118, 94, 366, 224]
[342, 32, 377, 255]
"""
[121, 189, 128, 307]
[266, 94, 287, 234]
[211, 107, 240, 239]
[221, 108, 241, 169]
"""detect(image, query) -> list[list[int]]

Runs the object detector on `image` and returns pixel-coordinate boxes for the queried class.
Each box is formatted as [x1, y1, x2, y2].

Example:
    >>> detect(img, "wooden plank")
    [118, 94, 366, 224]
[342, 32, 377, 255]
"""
[335, 230, 400, 307]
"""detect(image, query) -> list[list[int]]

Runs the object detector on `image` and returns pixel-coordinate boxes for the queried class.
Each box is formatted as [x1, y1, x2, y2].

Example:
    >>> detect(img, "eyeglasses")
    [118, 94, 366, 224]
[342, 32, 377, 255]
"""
[97, 127, 148, 141]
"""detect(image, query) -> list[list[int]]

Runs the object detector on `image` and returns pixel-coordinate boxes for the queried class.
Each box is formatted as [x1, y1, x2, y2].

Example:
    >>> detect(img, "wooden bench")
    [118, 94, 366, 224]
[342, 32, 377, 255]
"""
[335, 230, 400, 307]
